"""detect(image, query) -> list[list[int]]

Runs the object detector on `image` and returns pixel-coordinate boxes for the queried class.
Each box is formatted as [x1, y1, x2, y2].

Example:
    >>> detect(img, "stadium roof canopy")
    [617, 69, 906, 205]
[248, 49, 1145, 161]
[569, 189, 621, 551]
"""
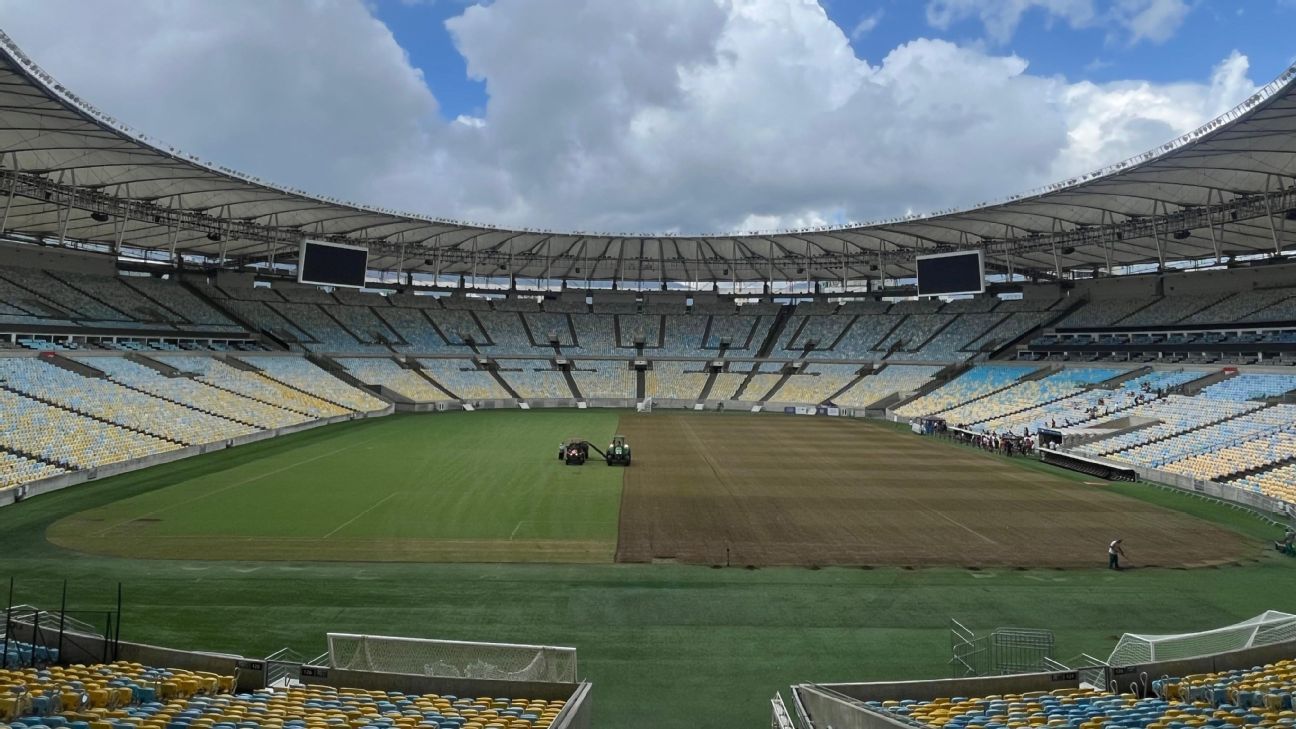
[1, 29, 1296, 286]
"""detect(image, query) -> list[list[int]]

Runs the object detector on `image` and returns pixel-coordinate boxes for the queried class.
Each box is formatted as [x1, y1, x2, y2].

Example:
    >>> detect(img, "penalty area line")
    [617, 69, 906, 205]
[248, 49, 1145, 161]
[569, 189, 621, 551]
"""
[322, 492, 401, 539]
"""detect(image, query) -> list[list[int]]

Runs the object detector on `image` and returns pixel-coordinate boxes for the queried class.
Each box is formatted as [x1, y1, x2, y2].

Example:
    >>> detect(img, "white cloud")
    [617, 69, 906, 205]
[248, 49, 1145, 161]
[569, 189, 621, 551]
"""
[924, 0, 1190, 46]
[1111, 0, 1191, 45]
[925, 0, 1097, 43]
[0, 0, 1258, 236]
[1050, 51, 1254, 182]
[851, 8, 885, 39]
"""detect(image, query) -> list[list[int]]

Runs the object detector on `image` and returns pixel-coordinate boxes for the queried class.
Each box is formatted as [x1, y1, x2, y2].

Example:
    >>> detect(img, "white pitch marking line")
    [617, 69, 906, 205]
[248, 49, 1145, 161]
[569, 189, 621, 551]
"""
[509, 520, 526, 541]
[927, 508, 1000, 545]
[94, 434, 384, 537]
[322, 492, 400, 539]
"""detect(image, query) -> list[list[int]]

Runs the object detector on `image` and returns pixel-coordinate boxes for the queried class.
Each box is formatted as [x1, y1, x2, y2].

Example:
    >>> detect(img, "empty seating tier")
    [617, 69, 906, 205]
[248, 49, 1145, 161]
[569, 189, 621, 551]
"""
[0, 662, 565, 729]
[236, 357, 387, 413]
[336, 358, 449, 403]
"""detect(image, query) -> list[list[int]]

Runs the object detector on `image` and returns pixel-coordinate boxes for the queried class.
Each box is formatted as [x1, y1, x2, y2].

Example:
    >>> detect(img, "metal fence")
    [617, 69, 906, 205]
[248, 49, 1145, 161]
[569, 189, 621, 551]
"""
[951, 619, 1056, 677]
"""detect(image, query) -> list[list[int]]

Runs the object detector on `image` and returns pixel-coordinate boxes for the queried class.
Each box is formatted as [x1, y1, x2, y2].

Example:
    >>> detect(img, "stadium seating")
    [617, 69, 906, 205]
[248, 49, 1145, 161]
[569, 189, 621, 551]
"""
[428, 309, 488, 346]
[778, 315, 854, 354]
[705, 316, 771, 355]
[0, 387, 180, 468]
[865, 657, 1296, 729]
[1074, 395, 1262, 457]
[377, 308, 462, 353]
[645, 361, 708, 400]
[874, 314, 951, 356]
[833, 365, 942, 408]
[569, 315, 619, 355]
[79, 356, 308, 429]
[963, 311, 1051, 355]
[910, 314, 1004, 361]
[0, 662, 566, 729]
[892, 364, 1037, 418]
[327, 305, 401, 347]
[938, 367, 1126, 429]
[618, 314, 660, 348]
[1199, 374, 1296, 401]
[1241, 292, 1296, 323]
[1152, 658, 1296, 711]
[1233, 462, 1296, 503]
[1164, 431, 1296, 482]
[236, 356, 386, 412]
[570, 361, 636, 398]
[833, 314, 904, 358]
[415, 358, 509, 400]
[215, 298, 313, 343]
[770, 364, 860, 403]
[0, 267, 127, 322]
[268, 303, 373, 352]
[737, 362, 785, 401]
[158, 356, 351, 419]
[706, 370, 749, 400]
[336, 357, 451, 403]
[53, 271, 186, 325]
[522, 313, 576, 347]
[981, 370, 1200, 435]
[1113, 404, 1296, 468]
[1058, 298, 1152, 328]
[126, 278, 243, 329]
[497, 360, 572, 399]
[0, 357, 256, 445]
[0, 451, 65, 488]
[655, 315, 709, 356]
[477, 312, 536, 354]
[1119, 292, 1233, 327]
[1182, 289, 1296, 325]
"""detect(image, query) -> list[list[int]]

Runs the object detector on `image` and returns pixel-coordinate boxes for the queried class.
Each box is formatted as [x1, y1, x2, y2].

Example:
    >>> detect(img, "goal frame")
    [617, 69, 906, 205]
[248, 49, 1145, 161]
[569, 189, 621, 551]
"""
[326, 632, 578, 683]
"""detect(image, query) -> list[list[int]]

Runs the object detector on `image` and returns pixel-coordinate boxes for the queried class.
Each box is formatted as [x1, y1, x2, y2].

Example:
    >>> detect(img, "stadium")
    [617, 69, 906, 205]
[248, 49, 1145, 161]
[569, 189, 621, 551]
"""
[2, 11, 1296, 729]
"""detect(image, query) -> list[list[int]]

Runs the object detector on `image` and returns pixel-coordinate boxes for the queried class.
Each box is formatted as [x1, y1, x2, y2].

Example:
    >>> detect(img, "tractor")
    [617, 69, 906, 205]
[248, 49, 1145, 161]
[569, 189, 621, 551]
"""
[605, 435, 631, 466]
[559, 439, 590, 466]
[557, 436, 631, 466]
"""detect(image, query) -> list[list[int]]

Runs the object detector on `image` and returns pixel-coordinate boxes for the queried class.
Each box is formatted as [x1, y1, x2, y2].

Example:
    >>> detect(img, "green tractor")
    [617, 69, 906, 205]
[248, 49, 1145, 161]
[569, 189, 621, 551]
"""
[605, 435, 631, 466]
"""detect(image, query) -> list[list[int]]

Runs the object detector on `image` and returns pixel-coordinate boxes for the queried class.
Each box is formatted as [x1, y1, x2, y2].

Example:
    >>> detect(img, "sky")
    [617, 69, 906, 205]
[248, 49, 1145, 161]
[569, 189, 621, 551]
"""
[0, 0, 1291, 236]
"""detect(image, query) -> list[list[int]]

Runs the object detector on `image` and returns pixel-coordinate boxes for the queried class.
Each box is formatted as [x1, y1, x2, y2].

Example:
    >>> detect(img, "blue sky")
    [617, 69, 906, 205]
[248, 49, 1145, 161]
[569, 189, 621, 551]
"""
[372, 0, 1296, 123]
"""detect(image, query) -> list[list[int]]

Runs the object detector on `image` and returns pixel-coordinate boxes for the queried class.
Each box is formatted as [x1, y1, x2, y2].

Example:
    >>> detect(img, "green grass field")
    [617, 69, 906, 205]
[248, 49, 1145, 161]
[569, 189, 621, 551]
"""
[49, 410, 624, 562]
[2, 411, 1295, 729]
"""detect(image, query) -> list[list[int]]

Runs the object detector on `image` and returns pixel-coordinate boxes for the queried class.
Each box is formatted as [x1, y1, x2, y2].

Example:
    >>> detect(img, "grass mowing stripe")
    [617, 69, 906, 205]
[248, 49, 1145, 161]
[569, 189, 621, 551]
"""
[49, 410, 625, 558]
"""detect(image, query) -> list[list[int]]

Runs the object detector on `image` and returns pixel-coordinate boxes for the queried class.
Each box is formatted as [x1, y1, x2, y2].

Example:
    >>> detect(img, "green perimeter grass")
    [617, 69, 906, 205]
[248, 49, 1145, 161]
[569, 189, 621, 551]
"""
[1, 411, 1293, 729]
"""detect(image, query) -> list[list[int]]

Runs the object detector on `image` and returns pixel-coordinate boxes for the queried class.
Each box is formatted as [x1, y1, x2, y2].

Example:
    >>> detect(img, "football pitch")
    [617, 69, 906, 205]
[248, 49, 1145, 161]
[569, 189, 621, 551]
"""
[51, 410, 1254, 568]
[2, 411, 1293, 729]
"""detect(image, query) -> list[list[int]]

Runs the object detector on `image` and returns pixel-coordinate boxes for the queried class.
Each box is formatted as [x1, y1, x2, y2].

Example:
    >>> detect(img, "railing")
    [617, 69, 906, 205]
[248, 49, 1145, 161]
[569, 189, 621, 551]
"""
[771, 692, 797, 729]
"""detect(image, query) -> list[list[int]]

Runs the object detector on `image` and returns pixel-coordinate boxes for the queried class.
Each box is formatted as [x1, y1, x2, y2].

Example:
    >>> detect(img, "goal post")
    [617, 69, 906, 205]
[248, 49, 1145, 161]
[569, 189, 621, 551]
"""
[1106, 611, 1296, 666]
[637, 396, 654, 413]
[325, 633, 578, 683]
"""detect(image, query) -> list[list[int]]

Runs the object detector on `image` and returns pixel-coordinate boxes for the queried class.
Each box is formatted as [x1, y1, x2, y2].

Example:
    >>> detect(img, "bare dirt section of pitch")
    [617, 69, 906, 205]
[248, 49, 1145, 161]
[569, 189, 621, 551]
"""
[614, 413, 1257, 568]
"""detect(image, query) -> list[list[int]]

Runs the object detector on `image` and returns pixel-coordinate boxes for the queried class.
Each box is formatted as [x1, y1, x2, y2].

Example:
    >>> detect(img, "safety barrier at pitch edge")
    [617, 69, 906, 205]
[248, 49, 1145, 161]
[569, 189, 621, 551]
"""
[0, 406, 392, 510]
[1134, 466, 1290, 519]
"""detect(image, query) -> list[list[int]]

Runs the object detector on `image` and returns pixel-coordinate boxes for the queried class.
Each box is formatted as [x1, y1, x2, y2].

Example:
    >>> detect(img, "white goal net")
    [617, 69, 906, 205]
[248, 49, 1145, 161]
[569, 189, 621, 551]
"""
[326, 633, 578, 683]
[637, 397, 654, 413]
[1107, 611, 1296, 666]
